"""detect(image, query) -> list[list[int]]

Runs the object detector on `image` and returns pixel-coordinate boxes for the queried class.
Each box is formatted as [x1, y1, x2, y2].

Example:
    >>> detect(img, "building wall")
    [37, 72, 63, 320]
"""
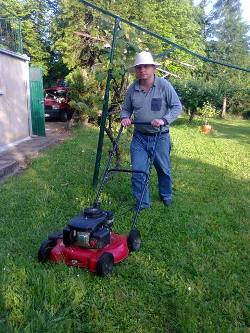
[0, 49, 30, 151]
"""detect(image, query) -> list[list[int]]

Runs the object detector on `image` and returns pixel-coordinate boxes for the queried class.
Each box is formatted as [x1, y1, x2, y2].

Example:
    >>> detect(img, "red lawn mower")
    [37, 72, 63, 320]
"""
[38, 122, 162, 276]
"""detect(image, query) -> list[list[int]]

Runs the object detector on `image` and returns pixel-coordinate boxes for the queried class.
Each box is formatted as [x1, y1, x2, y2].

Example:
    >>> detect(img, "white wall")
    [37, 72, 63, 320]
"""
[0, 49, 30, 151]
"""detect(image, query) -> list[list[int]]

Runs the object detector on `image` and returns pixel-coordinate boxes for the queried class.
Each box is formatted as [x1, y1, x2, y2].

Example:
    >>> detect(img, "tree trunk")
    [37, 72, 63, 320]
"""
[221, 97, 227, 118]
[105, 126, 122, 167]
[188, 109, 196, 123]
[82, 117, 91, 127]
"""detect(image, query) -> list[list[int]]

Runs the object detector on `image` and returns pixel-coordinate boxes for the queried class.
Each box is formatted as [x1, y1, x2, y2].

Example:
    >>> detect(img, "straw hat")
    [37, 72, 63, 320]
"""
[128, 51, 160, 72]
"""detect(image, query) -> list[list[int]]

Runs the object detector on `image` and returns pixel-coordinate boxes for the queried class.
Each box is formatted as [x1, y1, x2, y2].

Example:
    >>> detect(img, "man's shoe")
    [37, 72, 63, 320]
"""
[160, 197, 172, 207]
[163, 199, 172, 207]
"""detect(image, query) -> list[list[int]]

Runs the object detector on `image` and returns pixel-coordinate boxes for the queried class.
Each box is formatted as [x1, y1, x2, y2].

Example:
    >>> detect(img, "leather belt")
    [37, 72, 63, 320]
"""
[137, 130, 169, 136]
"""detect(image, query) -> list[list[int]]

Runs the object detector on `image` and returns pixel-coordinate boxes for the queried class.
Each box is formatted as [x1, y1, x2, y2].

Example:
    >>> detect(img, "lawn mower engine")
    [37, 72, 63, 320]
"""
[63, 207, 114, 249]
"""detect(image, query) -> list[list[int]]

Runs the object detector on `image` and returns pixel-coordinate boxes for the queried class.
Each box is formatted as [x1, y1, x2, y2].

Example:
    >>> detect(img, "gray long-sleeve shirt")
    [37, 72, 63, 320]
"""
[121, 76, 183, 133]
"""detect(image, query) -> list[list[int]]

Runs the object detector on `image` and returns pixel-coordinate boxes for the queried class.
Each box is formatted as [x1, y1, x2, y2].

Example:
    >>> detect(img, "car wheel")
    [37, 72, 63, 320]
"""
[96, 253, 114, 277]
[59, 110, 68, 122]
[127, 228, 141, 252]
[38, 239, 57, 262]
[67, 110, 74, 120]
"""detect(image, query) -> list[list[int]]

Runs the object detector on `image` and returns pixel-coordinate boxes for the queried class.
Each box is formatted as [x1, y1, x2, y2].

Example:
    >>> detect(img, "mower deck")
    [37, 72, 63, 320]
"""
[49, 233, 129, 272]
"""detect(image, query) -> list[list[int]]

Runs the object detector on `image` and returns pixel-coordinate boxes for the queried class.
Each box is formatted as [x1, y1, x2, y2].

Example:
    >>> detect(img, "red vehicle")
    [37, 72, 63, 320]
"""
[44, 86, 73, 121]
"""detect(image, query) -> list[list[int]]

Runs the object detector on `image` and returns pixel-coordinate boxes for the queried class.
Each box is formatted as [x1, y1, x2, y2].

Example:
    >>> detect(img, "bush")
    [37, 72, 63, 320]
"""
[66, 68, 104, 123]
[174, 78, 250, 119]
[174, 79, 222, 121]
[197, 102, 219, 123]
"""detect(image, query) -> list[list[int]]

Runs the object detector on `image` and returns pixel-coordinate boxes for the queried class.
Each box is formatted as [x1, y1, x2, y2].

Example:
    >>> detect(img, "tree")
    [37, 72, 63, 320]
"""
[201, 0, 250, 116]
[52, 0, 206, 108]
[0, 0, 50, 73]
[53, 0, 205, 76]
[48, 0, 208, 165]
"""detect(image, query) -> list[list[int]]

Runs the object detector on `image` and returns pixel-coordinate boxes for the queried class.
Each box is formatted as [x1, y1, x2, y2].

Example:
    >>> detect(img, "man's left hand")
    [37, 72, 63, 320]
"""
[151, 119, 165, 127]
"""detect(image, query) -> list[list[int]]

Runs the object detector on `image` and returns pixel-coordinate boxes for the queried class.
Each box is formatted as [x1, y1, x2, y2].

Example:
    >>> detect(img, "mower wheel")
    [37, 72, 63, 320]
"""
[96, 252, 114, 277]
[38, 239, 56, 262]
[127, 228, 141, 252]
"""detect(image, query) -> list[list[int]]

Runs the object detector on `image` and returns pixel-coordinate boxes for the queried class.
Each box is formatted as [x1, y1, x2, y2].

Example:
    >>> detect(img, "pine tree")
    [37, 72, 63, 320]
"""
[208, 0, 249, 64]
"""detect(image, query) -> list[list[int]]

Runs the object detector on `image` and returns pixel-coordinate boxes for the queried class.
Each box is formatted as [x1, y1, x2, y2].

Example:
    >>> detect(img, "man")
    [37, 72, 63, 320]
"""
[121, 51, 182, 210]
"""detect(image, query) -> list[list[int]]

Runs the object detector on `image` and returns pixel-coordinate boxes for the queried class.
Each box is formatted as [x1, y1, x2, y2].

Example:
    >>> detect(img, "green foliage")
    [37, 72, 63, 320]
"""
[0, 0, 51, 73]
[0, 118, 249, 332]
[175, 74, 250, 119]
[66, 67, 103, 121]
[52, 0, 205, 85]
[1, 0, 248, 115]
[197, 102, 219, 123]
[49, 0, 206, 129]
[174, 79, 219, 113]
[0, 16, 22, 53]
[53, 1, 144, 122]
[199, 0, 250, 114]
[208, 0, 249, 64]
[226, 85, 250, 114]
[45, 51, 70, 87]
[21, 18, 50, 73]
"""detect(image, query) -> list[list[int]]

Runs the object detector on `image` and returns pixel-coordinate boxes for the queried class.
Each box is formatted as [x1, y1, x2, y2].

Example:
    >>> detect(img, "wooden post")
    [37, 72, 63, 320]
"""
[221, 97, 227, 118]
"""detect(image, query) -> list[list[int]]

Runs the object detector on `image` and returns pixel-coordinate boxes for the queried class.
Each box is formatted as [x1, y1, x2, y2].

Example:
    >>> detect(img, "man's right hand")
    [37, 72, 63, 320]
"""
[121, 118, 132, 127]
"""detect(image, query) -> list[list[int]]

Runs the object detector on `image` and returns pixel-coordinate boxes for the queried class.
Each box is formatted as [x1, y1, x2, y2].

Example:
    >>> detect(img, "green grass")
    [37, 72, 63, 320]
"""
[0, 117, 249, 333]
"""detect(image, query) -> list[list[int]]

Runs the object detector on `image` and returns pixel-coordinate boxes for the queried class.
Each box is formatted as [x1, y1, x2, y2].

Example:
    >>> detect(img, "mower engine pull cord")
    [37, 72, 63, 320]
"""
[94, 122, 162, 231]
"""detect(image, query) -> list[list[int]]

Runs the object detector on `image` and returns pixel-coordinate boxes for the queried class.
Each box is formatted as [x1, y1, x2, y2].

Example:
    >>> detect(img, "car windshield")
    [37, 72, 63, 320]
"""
[45, 90, 67, 99]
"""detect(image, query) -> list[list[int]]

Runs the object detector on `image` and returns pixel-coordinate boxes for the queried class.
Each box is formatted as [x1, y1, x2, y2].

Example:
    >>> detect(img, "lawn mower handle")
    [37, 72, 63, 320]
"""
[93, 122, 162, 209]
[131, 121, 153, 125]
[124, 121, 163, 126]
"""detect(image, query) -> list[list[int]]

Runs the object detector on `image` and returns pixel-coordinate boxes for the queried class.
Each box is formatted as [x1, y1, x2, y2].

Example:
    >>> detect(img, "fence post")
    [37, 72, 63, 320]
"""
[92, 16, 120, 187]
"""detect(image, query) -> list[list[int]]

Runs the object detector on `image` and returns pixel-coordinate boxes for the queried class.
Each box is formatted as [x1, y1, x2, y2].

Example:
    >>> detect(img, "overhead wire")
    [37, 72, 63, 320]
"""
[78, 0, 250, 74]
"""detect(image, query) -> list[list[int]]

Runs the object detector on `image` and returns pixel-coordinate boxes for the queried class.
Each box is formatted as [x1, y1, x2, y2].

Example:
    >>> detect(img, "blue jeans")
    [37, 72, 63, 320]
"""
[130, 131, 172, 208]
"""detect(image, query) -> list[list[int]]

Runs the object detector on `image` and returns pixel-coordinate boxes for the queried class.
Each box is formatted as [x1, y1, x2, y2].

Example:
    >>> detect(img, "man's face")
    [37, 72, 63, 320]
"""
[135, 64, 156, 80]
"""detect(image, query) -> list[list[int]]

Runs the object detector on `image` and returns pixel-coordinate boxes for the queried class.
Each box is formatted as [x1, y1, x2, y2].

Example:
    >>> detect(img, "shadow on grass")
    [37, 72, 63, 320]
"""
[169, 116, 202, 128]
[212, 120, 250, 144]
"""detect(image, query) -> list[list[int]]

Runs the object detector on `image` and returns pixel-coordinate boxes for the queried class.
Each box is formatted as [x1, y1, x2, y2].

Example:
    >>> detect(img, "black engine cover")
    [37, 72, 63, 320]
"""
[68, 213, 107, 232]
[63, 207, 113, 248]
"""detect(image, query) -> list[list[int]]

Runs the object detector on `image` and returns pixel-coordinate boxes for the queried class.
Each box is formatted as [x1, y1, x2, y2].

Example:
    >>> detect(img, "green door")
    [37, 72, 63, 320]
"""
[29, 67, 46, 136]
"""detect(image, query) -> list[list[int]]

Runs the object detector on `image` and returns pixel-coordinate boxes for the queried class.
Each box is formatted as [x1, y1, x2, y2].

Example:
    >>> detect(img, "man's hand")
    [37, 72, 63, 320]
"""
[121, 118, 132, 127]
[151, 119, 165, 127]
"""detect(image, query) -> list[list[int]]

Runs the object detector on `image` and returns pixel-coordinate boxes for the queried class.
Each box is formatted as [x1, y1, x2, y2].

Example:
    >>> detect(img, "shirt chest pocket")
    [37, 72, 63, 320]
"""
[151, 98, 162, 111]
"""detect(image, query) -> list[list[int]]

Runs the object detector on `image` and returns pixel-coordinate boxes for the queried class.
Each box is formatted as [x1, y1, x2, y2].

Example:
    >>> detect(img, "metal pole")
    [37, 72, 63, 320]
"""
[92, 17, 120, 187]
